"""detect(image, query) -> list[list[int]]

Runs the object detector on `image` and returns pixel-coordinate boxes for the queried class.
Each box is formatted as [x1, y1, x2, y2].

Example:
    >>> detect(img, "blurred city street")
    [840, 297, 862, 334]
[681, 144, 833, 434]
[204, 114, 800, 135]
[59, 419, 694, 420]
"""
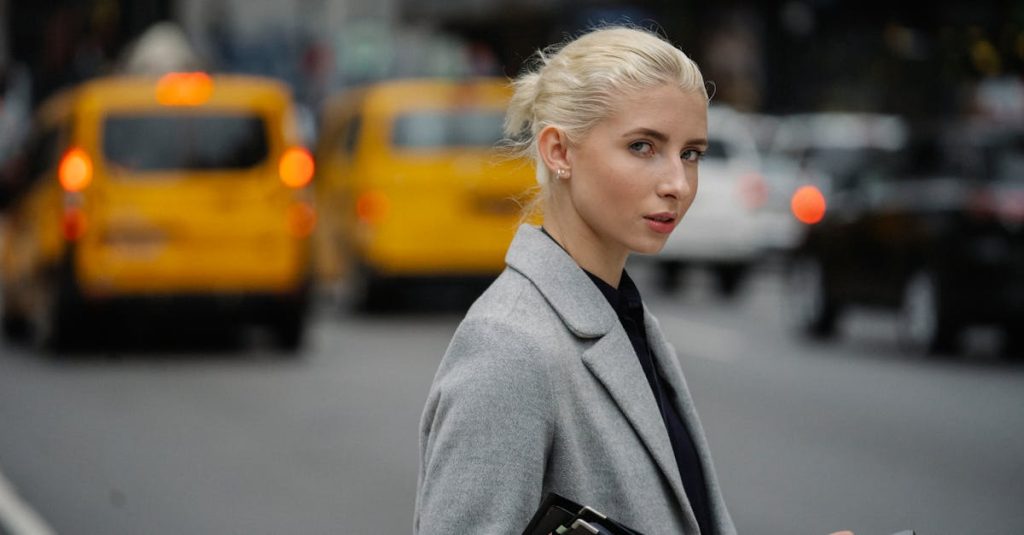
[2, 1, 1024, 534]
[1, 266, 1022, 535]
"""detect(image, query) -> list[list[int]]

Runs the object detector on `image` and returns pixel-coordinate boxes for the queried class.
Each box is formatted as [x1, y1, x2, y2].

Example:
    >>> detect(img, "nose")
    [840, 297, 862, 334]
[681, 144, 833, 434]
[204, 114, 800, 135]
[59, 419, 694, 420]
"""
[657, 158, 695, 200]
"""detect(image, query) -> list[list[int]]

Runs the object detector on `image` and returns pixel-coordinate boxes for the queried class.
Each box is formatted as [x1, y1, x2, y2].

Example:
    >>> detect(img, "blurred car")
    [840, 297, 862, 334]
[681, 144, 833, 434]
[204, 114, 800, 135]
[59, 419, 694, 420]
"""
[313, 77, 534, 309]
[767, 111, 909, 187]
[761, 111, 911, 243]
[787, 121, 1024, 356]
[0, 73, 315, 350]
[765, 112, 908, 211]
[657, 105, 780, 296]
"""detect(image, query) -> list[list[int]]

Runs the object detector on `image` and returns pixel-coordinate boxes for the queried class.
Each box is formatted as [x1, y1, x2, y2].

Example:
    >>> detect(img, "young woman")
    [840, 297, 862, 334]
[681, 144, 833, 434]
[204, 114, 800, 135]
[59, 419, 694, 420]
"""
[415, 26, 733, 534]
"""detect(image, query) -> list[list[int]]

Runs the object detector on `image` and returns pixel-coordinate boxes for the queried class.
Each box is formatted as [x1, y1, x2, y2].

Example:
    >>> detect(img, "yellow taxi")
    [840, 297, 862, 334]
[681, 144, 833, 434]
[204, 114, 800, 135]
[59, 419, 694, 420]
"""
[314, 77, 534, 308]
[0, 73, 316, 350]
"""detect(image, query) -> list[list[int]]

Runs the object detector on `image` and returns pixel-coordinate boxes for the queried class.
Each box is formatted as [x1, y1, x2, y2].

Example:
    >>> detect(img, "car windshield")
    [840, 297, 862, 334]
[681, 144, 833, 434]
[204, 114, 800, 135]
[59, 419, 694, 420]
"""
[391, 110, 505, 149]
[103, 113, 269, 172]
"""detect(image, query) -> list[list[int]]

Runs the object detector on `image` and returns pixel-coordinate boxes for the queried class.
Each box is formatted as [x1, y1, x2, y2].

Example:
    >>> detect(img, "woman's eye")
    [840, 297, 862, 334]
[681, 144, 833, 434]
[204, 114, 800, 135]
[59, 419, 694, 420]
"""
[629, 141, 654, 155]
[681, 149, 704, 162]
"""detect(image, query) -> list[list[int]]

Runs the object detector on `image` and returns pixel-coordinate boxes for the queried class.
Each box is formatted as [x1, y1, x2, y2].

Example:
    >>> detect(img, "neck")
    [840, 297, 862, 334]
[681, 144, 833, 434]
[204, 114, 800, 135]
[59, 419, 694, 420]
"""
[543, 217, 627, 289]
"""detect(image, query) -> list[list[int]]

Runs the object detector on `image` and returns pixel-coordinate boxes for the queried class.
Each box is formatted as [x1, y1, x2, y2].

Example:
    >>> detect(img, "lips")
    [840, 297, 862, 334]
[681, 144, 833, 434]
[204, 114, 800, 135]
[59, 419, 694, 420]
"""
[644, 212, 678, 234]
[644, 213, 676, 223]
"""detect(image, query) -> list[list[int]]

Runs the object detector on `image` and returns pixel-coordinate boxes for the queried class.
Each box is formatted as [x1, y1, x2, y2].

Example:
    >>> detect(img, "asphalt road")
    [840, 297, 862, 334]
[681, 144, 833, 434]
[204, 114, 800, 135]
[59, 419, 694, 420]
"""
[1, 265, 1022, 535]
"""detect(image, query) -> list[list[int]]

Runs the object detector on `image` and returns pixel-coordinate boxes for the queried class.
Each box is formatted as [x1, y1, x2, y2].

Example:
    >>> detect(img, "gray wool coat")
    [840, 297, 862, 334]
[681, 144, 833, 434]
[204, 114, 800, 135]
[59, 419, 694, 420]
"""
[415, 225, 736, 535]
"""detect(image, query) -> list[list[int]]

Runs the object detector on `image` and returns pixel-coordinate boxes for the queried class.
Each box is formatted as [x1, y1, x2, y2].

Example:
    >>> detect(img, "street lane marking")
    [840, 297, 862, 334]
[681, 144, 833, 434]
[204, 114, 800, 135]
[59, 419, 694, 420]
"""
[0, 467, 55, 535]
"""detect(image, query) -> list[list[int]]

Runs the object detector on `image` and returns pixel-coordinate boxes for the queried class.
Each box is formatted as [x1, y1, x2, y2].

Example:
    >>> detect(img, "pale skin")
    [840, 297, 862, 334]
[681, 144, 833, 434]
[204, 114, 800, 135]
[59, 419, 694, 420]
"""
[537, 83, 708, 288]
[537, 83, 856, 535]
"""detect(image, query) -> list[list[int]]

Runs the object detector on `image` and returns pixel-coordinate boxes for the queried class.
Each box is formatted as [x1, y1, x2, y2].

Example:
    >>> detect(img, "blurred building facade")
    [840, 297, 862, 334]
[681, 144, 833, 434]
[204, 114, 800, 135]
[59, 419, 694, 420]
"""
[2, 1, 1024, 130]
[403, 1, 1024, 123]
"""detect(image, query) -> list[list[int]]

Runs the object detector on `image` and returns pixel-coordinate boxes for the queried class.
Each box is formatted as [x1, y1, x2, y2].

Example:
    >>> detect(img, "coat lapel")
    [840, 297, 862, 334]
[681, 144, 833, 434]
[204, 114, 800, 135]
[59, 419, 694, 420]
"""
[504, 225, 613, 338]
[505, 225, 692, 518]
[645, 309, 734, 533]
[580, 331, 693, 518]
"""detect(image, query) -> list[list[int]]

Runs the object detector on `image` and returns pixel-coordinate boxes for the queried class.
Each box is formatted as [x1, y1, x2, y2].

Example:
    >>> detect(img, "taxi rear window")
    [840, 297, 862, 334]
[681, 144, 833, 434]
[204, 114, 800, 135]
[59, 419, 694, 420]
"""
[392, 110, 504, 149]
[102, 113, 268, 171]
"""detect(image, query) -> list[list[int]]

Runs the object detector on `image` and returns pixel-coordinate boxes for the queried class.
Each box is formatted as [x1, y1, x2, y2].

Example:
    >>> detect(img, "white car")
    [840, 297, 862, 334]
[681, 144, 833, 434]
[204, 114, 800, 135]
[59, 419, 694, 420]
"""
[656, 105, 788, 296]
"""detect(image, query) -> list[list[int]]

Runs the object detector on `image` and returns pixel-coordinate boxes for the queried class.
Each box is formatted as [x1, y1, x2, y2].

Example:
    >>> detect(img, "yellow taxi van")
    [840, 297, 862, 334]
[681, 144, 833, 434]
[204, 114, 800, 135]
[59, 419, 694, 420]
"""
[314, 77, 534, 308]
[0, 73, 316, 350]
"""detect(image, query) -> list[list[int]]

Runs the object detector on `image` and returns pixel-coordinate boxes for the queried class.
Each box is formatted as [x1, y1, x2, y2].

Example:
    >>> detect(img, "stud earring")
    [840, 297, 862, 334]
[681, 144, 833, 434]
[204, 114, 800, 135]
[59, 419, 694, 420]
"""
[556, 168, 570, 180]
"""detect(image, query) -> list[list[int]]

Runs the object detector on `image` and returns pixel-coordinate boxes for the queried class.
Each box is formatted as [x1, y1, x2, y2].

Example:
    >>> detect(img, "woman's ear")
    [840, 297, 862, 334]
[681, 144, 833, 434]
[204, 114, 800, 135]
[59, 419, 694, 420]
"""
[537, 125, 571, 175]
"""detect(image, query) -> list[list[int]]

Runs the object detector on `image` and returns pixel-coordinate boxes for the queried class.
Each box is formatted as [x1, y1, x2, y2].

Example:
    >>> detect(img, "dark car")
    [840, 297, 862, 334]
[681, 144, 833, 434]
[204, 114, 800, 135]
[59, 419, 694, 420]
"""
[787, 121, 1024, 356]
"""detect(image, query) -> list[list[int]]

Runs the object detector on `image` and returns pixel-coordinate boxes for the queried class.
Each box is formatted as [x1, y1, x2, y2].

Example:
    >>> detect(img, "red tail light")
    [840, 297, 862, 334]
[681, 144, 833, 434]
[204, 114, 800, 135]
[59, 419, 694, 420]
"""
[356, 191, 391, 225]
[791, 185, 827, 224]
[58, 148, 93, 192]
[969, 190, 1024, 225]
[738, 172, 767, 209]
[288, 201, 317, 238]
[62, 207, 87, 241]
[279, 147, 314, 188]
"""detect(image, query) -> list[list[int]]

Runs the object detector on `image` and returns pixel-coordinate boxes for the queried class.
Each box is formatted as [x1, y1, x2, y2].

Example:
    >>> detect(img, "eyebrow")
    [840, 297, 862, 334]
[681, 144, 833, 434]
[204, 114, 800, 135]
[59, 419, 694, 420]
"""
[622, 127, 708, 148]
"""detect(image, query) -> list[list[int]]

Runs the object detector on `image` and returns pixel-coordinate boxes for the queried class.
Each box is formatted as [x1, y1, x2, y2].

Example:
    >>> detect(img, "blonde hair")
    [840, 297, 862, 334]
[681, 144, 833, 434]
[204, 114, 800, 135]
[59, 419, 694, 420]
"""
[504, 26, 708, 216]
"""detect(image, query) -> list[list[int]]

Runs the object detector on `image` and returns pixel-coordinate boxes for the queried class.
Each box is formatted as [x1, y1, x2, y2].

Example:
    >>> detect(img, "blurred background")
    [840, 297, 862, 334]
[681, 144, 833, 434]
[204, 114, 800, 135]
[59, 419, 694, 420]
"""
[1, 1, 1023, 534]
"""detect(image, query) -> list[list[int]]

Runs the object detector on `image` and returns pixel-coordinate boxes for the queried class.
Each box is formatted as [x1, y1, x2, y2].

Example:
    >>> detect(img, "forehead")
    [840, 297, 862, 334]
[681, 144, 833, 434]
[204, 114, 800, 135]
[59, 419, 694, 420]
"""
[602, 84, 708, 137]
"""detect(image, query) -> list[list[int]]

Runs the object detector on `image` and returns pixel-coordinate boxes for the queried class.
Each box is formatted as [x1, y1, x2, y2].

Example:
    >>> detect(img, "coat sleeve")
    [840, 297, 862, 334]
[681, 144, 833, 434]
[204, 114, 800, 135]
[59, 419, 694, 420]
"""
[415, 316, 557, 534]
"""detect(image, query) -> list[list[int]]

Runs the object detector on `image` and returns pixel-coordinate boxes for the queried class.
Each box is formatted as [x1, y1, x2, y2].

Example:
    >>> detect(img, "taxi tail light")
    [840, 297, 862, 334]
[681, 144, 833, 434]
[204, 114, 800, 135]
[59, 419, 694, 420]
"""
[279, 147, 315, 189]
[58, 148, 93, 192]
[288, 201, 317, 238]
[738, 172, 767, 210]
[356, 190, 391, 225]
[62, 207, 87, 241]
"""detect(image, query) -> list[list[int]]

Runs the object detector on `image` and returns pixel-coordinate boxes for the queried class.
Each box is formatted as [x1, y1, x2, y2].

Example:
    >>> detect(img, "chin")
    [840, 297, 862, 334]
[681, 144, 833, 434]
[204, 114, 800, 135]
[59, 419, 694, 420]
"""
[631, 239, 667, 255]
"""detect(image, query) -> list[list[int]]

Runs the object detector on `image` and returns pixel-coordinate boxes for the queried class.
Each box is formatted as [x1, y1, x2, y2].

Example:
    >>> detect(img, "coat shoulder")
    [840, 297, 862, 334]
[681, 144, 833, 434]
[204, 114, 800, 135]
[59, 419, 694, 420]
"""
[416, 269, 562, 534]
[427, 267, 566, 423]
[459, 268, 560, 343]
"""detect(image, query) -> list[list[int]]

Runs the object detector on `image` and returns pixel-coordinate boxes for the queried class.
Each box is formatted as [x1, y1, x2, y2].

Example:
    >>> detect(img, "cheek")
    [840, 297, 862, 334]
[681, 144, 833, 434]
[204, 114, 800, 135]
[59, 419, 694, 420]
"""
[583, 161, 636, 201]
[603, 178, 648, 216]
[607, 161, 650, 198]
[572, 153, 651, 220]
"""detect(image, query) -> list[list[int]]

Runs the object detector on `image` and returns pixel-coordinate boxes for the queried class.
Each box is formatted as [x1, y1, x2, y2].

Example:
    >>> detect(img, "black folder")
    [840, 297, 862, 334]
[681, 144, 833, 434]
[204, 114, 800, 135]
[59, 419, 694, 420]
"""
[522, 493, 645, 535]
[522, 493, 915, 535]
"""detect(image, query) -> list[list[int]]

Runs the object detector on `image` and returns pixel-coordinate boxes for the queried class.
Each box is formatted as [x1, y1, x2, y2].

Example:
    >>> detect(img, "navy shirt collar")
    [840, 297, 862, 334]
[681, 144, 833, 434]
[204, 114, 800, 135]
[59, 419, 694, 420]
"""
[583, 269, 644, 322]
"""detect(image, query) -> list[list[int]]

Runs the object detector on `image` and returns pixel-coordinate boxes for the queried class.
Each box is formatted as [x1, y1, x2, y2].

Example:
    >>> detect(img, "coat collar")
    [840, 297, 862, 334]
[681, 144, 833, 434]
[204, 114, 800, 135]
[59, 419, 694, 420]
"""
[504, 225, 615, 338]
